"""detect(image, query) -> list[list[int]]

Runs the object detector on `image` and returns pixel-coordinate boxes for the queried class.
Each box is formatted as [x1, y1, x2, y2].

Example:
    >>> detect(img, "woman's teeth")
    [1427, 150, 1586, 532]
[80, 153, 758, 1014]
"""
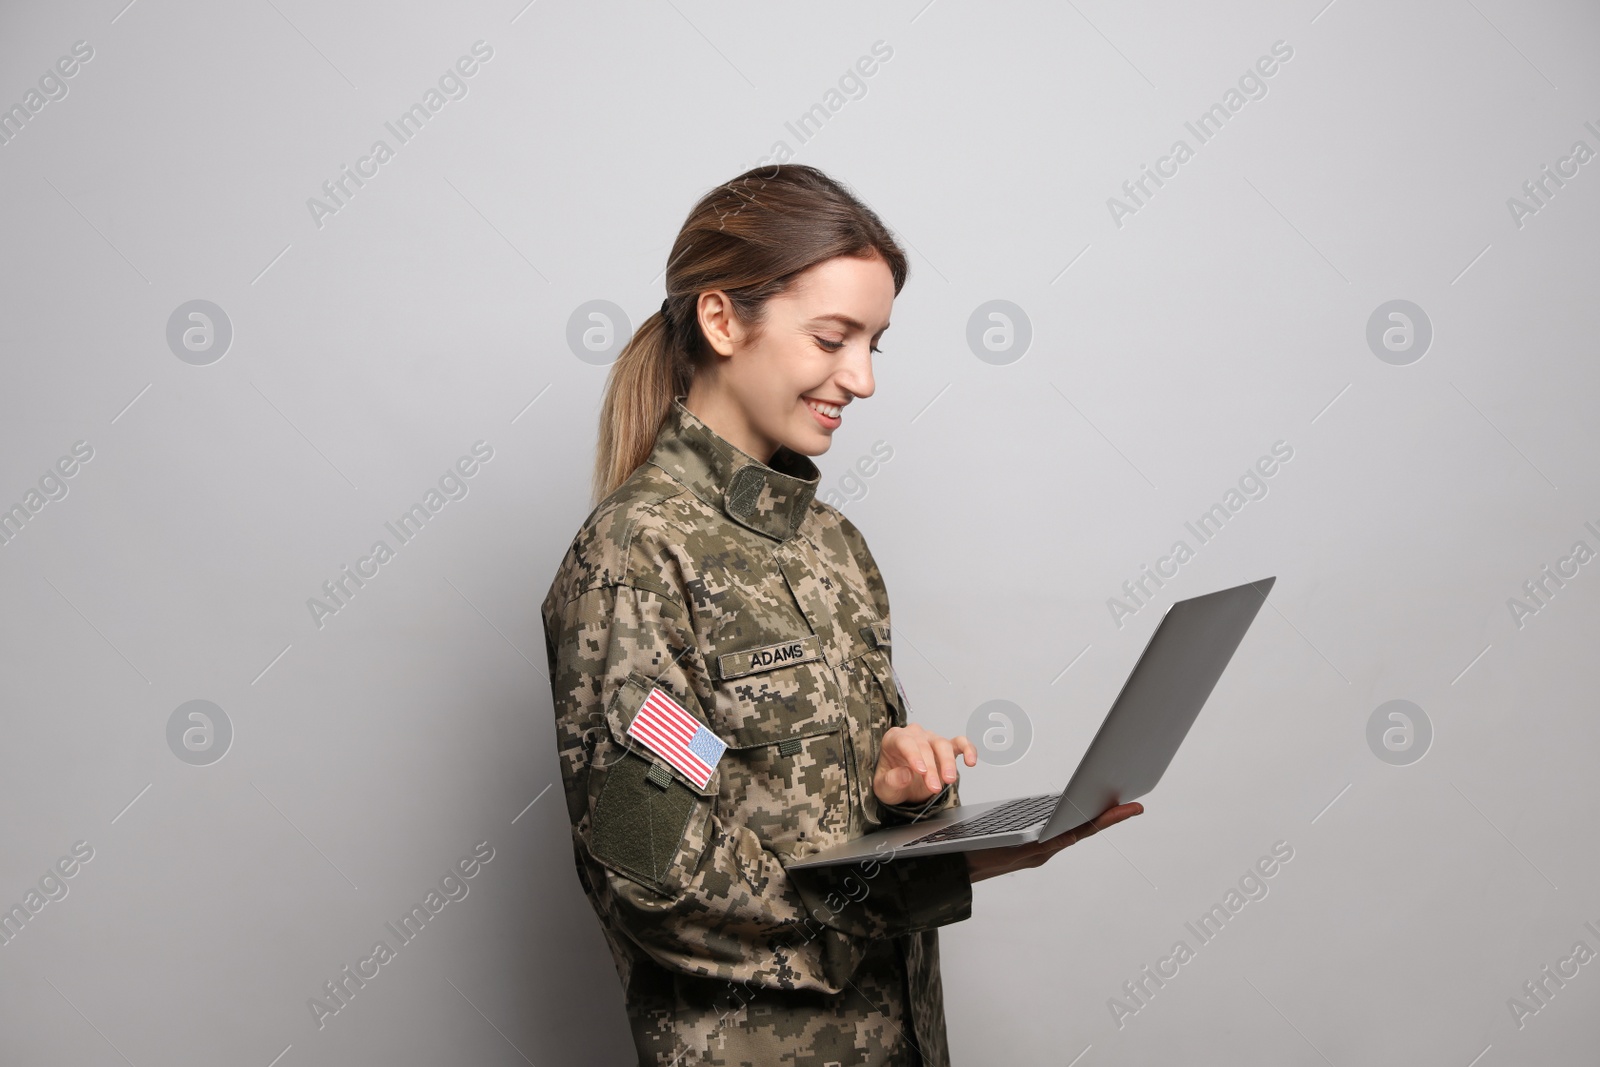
[805, 398, 841, 418]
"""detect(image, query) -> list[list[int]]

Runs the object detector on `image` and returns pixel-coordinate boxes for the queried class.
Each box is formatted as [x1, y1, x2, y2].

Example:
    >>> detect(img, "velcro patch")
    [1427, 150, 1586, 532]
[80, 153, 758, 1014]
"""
[718, 634, 823, 680]
[860, 620, 891, 650]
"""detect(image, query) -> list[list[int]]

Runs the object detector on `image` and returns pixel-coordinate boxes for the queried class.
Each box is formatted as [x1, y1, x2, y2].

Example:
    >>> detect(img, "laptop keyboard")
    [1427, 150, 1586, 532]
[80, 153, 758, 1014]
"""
[906, 793, 1058, 846]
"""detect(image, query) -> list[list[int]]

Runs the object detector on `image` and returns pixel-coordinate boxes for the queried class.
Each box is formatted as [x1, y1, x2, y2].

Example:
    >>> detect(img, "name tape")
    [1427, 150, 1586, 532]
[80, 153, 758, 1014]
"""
[718, 634, 823, 680]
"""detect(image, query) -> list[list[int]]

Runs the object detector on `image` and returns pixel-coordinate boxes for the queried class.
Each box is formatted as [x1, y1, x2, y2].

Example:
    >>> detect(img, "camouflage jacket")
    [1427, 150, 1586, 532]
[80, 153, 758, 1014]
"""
[542, 398, 974, 1066]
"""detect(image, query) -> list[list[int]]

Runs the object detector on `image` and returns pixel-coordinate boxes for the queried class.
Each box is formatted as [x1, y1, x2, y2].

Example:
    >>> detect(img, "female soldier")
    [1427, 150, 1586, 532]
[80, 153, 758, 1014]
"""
[541, 164, 1141, 1066]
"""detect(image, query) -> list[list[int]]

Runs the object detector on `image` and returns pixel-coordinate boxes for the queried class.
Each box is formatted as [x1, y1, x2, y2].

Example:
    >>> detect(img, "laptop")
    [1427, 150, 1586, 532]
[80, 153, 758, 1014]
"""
[786, 576, 1276, 869]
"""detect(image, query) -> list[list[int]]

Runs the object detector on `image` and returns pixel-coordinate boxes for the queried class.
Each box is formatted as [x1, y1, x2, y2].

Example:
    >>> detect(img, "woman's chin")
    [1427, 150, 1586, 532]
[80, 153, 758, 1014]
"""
[790, 434, 833, 457]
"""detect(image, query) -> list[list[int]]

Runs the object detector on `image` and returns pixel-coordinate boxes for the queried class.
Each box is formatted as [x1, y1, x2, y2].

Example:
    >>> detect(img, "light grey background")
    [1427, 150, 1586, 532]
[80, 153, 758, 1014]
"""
[2, 0, 1597, 1063]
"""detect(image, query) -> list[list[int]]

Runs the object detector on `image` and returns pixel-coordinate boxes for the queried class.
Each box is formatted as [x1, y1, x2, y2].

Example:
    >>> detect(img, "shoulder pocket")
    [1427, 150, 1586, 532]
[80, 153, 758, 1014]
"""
[589, 748, 706, 896]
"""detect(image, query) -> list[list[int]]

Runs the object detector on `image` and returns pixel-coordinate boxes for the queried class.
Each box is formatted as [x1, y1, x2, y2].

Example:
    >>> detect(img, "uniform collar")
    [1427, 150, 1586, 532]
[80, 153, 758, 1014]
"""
[647, 397, 820, 542]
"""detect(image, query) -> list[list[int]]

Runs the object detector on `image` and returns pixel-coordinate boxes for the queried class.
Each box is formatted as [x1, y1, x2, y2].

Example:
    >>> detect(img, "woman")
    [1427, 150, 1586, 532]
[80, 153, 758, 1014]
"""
[542, 164, 1142, 1066]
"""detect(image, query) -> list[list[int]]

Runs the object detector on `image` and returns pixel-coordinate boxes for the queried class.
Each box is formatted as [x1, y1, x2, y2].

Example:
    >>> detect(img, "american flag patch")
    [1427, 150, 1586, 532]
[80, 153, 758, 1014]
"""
[627, 687, 726, 789]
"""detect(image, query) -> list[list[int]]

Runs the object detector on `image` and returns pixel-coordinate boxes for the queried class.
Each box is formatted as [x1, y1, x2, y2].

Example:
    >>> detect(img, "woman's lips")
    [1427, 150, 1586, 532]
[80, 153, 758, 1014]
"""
[803, 396, 843, 429]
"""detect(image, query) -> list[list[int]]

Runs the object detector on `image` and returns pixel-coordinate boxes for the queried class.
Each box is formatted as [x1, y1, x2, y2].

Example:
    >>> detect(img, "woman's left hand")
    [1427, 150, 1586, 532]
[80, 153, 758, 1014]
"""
[873, 724, 977, 807]
[964, 802, 1144, 882]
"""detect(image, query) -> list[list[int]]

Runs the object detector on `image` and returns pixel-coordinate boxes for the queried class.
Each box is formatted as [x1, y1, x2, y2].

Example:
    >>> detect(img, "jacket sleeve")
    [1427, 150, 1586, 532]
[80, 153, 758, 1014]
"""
[878, 781, 960, 825]
[546, 575, 971, 993]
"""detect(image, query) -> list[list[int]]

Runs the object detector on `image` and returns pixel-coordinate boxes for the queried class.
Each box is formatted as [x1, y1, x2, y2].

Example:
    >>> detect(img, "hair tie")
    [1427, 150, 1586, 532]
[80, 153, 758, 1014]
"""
[659, 297, 671, 323]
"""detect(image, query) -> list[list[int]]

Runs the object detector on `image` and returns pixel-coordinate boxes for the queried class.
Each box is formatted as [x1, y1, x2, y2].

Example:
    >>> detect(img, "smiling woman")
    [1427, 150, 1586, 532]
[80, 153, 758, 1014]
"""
[546, 165, 1143, 1066]
[546, 165, 981, 1067]
[546, 164, 1141, 1065]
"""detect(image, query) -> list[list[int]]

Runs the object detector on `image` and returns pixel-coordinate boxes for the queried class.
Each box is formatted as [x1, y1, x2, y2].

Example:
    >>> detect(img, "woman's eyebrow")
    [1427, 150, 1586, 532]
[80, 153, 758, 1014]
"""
[809, 313, 890, 333]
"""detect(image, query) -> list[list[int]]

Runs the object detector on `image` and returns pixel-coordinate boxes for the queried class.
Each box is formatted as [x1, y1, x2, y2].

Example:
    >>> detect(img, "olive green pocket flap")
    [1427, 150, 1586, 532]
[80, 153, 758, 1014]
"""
[591, 751, 698, 893]
[718, 634, 823, 680]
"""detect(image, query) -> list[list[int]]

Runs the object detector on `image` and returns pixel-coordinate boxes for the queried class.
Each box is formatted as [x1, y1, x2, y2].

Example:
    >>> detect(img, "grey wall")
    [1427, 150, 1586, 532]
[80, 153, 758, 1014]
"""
[2, 0, 1597, 1063]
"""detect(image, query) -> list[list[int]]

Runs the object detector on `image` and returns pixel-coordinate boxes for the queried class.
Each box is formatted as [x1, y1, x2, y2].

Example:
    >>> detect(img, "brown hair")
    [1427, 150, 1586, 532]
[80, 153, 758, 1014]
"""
[592, 164, 909, 502]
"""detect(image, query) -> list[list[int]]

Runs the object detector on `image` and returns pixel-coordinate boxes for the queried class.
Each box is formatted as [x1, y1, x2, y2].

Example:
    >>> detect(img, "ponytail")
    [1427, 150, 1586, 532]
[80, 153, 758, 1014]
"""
[592, 297, 690, 503]
[592, 164, 908, 503]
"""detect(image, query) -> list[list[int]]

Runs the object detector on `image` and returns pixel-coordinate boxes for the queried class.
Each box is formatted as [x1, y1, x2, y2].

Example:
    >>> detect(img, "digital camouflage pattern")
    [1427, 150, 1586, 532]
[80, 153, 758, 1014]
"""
[542, 397, 974, 1066]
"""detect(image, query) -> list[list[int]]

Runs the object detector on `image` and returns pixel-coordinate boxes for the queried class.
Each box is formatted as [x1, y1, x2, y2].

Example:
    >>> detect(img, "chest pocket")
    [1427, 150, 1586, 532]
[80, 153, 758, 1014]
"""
[836, 614, 912, 827]
[853, 619, 905, 730]
[708, 632, 851, 859]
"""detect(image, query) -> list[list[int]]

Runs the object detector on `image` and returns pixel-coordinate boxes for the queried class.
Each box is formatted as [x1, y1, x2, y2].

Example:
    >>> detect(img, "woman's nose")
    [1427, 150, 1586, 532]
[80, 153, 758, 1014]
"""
[836, 347, 875, 400]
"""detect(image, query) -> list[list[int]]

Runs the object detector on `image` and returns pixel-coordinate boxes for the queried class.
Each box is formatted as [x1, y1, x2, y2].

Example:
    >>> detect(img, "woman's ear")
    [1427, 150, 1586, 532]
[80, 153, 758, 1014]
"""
[697, 290, 742, 357]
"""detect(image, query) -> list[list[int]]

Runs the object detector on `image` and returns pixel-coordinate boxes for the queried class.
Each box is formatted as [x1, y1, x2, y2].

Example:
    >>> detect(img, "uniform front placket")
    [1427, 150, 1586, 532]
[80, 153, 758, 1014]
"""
[774, 537, 880, 839]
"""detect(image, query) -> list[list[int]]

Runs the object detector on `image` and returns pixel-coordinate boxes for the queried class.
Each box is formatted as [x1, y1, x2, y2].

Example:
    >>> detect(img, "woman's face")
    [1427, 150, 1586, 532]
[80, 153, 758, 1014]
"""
[687, 252, 894, 463]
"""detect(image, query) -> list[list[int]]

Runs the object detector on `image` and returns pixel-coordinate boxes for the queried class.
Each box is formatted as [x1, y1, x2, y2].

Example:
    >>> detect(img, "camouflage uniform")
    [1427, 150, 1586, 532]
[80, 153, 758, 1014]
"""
[542, 397, 973, 1066]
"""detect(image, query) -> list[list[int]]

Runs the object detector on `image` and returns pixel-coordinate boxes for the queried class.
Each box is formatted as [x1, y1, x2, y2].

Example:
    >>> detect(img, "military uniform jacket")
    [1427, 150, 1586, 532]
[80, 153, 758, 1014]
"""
[542, 398, 974, 1066]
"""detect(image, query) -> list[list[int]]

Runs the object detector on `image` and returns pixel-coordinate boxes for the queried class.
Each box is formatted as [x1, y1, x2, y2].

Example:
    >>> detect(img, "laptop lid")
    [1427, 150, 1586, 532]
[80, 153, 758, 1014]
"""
[1043, 576, 1276, 837]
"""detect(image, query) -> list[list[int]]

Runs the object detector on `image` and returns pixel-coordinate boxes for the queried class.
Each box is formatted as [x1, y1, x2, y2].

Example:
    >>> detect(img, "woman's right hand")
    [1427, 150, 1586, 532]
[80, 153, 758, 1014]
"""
[964, 802, 1144, 883]
[872, 723, 977, 807]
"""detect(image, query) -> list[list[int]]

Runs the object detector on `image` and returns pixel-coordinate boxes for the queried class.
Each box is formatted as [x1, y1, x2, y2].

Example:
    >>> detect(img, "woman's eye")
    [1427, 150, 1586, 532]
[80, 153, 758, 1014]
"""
[819, 335, 883, 356]
[815, 336, 883, 354]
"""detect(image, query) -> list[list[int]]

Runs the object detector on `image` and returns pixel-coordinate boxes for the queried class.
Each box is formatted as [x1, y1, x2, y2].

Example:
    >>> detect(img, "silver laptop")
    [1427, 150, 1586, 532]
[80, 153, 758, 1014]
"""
[786, 576, 1276, 869]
